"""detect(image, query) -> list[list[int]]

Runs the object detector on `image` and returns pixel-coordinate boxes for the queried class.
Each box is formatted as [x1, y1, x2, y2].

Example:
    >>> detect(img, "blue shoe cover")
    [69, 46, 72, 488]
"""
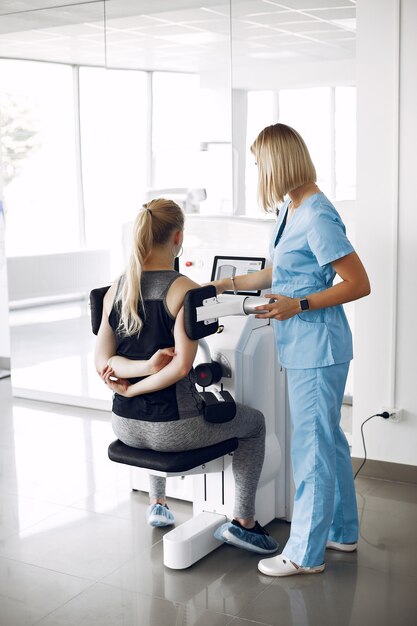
[214, 520, 278, 554]
[146, 503, 175, 528]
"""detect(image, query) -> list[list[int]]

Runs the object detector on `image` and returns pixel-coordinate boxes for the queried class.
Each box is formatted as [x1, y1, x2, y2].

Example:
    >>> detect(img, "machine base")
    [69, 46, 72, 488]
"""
[163, 511, 227, 569]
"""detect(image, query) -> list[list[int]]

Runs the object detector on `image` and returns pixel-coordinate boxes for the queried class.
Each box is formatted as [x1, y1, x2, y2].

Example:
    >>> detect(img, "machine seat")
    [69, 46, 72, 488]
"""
[108, 438, 239, 473]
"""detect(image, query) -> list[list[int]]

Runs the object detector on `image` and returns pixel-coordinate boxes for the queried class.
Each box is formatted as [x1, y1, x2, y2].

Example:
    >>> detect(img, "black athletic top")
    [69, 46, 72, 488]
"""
[109, 270, 203, 422]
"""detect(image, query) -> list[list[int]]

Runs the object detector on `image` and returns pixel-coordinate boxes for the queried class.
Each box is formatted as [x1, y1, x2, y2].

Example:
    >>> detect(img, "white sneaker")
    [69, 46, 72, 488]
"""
[326, 540, 357, 552]
[258, 554, 325, 577]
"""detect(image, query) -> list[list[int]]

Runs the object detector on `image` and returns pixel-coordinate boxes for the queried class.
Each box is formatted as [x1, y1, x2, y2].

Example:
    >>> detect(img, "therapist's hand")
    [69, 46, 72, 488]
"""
[254, 294, 300, 321]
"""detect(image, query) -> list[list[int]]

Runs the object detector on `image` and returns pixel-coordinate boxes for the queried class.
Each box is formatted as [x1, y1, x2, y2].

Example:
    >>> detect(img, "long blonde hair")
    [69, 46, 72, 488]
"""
[251, 123, 316, 211]
[116, 198, 184, 336]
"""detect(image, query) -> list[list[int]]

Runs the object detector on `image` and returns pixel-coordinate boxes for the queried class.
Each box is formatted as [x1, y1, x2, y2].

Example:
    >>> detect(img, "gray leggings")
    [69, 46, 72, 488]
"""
[112, 403, 265, 519]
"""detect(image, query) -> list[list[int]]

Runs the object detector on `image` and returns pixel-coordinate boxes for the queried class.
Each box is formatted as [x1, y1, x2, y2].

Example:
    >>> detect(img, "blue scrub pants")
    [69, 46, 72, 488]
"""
[284, 362, 358, 567]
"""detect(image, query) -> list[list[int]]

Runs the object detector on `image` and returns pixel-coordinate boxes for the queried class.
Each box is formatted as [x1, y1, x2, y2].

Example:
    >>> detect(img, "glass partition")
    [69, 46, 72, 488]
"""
[0, 1, 107, 405]
[1, 0, 234, 407]
[79, 66, 149, 251]
[104, 0, 233, 218]
[230, 0, 357, 215]
[0, 59, 80, 257]
[0, 0, 356, 413]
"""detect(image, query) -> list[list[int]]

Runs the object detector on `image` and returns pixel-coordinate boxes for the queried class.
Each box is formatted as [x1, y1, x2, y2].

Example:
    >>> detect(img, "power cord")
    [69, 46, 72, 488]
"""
[353, 411, 390, 480]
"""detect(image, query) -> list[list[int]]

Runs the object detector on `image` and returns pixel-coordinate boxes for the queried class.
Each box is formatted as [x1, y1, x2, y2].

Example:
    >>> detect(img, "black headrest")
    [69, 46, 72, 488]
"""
[90, 286, 110, 335]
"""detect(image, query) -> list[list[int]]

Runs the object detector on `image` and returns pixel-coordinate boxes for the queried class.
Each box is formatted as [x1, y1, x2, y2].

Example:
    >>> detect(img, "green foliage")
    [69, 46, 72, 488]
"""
[0, 94, 40, 187]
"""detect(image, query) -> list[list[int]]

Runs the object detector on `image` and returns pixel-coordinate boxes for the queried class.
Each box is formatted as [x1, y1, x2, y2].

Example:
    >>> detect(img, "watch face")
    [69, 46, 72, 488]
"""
[300, 298, 309, 311]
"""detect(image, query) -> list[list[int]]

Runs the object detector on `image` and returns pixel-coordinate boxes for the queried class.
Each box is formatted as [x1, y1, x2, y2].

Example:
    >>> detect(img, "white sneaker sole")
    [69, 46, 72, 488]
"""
[258, 556, 325, 577]
[326, 541, 357, 552]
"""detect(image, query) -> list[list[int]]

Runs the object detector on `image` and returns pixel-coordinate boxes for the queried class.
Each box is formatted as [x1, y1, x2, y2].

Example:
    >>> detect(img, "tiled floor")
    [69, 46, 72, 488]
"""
[1, 378, 417, 626]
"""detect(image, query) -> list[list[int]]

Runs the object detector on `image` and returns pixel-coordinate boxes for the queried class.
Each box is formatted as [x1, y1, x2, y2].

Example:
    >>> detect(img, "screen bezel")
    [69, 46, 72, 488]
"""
[211, 255, 266, 296]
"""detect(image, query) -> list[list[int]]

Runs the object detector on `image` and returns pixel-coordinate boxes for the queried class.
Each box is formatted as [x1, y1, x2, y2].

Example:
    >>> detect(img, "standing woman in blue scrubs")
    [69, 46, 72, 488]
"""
[213, 123, 370, 576]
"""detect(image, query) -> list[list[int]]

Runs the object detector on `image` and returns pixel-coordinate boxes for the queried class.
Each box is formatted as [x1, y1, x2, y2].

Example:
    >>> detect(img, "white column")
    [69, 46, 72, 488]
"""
[0, 123, 11, 374]
[354, 0, 417, 465]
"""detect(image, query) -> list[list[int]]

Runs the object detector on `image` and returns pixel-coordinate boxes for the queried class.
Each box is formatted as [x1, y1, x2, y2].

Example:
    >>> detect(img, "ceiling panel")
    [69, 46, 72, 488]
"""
[263, 0, 356, 9]
[0, 0, 356, 78]
[0, 0, 102, 16]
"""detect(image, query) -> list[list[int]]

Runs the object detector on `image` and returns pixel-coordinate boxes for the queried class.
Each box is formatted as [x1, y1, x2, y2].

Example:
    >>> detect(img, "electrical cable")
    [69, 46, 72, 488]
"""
[353, 411, 390, 480]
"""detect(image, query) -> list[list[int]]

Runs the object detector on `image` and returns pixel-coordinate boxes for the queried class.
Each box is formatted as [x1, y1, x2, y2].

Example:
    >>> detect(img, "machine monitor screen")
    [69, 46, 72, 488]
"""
[211, 256, 266, 296]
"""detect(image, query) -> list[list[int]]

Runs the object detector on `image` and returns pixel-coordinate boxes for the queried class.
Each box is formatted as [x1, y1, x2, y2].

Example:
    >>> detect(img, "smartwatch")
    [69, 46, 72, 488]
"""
[299, 298, 310, 311]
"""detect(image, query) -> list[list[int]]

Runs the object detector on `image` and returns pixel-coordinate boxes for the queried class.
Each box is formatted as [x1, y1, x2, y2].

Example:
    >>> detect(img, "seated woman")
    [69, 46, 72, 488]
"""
[94, 197, 277, 555]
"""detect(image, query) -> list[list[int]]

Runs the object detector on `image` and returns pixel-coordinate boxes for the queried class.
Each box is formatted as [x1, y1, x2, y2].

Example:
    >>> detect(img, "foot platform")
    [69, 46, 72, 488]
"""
[163, 511, 226, 569]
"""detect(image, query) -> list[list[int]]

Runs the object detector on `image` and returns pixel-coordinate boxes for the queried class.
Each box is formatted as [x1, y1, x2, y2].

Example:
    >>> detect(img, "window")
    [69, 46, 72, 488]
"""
[152, 72, 200, 189]
[335, 86, 356, 200]
[0, 60, 79, 256]
[245, 91, 275, 216]
[279, 87, 333, 195]
[152, 73, 233, 214]
[245, 86, 357, 211]
[79, 67, 148, 250]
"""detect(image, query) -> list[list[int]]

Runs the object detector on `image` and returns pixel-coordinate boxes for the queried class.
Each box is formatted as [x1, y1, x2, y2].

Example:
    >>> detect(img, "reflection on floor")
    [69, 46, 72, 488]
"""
[1, 378, 417, 626]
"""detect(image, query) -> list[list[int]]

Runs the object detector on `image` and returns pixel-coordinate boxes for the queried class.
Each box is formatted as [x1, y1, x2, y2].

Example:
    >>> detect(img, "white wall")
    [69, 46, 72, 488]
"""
[0, 203, 10, 367]
[354, 0, 417, 465]
[0, 135, 10, 368]
[232, 59, 355, 91]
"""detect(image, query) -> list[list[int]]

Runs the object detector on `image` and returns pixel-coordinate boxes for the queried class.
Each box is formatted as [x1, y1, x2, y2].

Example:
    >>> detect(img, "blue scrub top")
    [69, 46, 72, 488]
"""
[269, 192, 354, 369]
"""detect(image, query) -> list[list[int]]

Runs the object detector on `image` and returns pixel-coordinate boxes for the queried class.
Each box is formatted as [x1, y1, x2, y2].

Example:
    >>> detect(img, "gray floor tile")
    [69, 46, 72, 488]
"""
[228, 617, 271, 626]
[1, 376, 417, 626]
[237, 560, 417, 626]
[355, 506, 417, 577]
[0, 506, 164, 581]
[357, 478, 417, 513]
[103, 541, 271, 616]
[71, 484, 193, 523]
[0, 556, 93, 626]
[34, 582, 234, 626]
[0, 492, 66, 540]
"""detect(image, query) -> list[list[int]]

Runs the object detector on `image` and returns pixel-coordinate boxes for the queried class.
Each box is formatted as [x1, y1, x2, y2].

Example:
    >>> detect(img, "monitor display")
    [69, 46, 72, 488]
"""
[211, 256, 266, 296]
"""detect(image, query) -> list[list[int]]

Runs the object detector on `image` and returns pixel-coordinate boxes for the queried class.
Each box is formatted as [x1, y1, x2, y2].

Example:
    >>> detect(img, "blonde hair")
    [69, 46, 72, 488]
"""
[250, 123, 316, 211]
[116, 198, 184, 336]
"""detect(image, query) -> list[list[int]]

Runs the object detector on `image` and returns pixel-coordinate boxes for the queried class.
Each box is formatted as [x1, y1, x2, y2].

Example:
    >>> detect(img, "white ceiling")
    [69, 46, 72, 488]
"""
[0, 0, 356, 79]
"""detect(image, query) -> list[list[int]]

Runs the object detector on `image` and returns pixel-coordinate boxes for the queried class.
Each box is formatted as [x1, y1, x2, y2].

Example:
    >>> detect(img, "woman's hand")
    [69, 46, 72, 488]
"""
[105, 377, 132, 396]
[255, 294, 300, 321]
[102, 367, 132, 397]
[148, 347, 175, 375]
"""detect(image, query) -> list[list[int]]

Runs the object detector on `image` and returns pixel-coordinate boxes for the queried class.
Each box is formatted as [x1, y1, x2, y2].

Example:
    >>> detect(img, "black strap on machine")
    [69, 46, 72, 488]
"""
[199, 389, 236, 423]
[195, 361, 236, 423]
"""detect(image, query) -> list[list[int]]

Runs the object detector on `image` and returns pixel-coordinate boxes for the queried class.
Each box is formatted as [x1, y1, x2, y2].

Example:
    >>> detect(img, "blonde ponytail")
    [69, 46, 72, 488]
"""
[116, 198, 184, 336]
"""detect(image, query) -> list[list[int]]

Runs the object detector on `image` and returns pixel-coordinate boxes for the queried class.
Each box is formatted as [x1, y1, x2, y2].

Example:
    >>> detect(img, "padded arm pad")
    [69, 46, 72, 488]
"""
[183, 285, 219, 340]
[90, 286, 110, 335]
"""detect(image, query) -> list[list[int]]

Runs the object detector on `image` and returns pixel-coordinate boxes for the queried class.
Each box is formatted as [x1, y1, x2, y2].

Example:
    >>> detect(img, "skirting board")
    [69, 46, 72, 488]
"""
[351, 457, 417, 485]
